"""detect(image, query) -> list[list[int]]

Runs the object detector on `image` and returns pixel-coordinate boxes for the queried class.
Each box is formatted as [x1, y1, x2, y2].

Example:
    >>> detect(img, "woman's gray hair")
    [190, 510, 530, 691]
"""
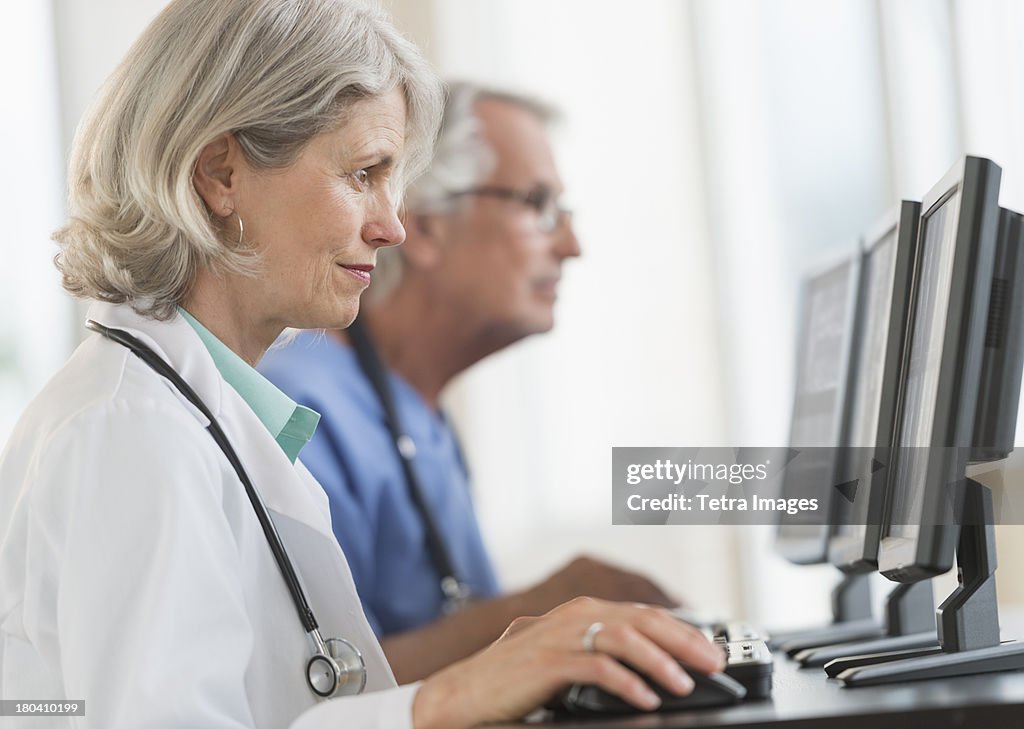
[368, 81, 558, 303]
[54, 0, 444, 319]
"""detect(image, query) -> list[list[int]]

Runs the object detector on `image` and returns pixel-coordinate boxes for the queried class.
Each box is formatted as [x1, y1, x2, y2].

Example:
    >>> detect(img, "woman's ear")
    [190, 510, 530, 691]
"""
[192, 132, 241, 215]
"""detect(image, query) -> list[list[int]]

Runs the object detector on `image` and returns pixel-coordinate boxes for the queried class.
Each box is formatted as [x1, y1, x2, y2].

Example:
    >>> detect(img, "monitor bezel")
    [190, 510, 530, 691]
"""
[828, 200, 921, 573]
[776, 250, 862, 565]
[877, 156, 1002, 583]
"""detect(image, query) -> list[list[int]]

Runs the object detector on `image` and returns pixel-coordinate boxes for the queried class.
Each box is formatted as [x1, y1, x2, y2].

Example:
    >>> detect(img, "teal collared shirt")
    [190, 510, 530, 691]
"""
[179, 308, 320, 463]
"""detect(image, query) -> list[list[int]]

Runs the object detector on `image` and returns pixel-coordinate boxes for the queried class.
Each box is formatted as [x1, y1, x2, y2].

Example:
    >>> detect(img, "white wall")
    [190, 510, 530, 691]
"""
[51, 0, 167, 157]
[0, 3, 73, 445]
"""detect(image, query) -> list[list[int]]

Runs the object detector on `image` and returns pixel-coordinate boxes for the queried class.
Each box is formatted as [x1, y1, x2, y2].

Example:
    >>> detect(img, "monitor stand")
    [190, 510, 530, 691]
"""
[771, 571, 885, 656]
[796, 579, 936, 667]
[834, 479, 1024, 686]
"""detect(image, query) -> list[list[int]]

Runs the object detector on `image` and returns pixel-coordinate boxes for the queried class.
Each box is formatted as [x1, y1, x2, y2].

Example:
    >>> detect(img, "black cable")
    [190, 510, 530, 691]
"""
[346, 316, 469, 605]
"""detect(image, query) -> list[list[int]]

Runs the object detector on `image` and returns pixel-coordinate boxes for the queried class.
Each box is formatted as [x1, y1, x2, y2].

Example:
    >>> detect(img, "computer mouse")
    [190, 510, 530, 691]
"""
[557, 667, 747, 716]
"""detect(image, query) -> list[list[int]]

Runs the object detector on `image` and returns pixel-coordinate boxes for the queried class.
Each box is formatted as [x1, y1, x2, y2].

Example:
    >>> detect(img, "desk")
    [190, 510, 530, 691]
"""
[493, 649, 1024, 728]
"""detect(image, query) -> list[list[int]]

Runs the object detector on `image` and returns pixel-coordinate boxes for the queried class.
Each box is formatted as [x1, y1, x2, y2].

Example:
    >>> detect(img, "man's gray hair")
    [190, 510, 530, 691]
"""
[54, 0, 444, 320]
[368, 81, 559, 304]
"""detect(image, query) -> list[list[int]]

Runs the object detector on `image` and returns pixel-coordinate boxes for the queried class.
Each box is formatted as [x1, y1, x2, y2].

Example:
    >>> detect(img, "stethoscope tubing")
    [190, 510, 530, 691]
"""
[346, 317, 472, 612]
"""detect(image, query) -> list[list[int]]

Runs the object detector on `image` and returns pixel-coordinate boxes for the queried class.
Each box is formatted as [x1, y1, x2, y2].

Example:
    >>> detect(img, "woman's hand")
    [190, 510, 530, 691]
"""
[411, 596, 725, 729]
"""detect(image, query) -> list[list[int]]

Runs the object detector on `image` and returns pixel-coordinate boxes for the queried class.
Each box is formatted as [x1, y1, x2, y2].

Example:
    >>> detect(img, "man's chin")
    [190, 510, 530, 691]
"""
[526, 309, 557, 336]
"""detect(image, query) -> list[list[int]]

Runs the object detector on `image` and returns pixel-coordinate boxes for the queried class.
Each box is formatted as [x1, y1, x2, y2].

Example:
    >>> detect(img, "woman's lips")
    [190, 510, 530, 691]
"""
[340, 263, 374, 284]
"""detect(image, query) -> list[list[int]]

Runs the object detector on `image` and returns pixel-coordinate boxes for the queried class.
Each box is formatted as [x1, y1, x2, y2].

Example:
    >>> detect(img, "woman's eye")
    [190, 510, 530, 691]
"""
[353, 169, 370, 186]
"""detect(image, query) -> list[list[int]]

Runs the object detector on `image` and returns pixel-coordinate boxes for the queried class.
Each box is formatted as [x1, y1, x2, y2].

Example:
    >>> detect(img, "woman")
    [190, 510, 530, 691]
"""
[0, 1, 724, 727]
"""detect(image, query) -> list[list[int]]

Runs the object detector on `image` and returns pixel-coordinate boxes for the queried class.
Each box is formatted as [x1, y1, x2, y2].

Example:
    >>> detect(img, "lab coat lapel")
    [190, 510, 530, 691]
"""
[84, 302, 335, 542]
[214, 383, 335, 540]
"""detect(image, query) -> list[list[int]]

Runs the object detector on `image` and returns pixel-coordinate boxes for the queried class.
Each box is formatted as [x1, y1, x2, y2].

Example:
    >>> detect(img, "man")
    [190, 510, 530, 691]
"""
[259, 83, 677, 682]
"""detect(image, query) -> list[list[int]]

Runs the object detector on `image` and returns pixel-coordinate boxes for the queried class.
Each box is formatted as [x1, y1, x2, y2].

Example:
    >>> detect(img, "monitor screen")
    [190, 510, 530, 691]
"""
[887, 190, 961, 542]
[878, 156, 1002, 583]
[789, 261, 857, 447]
[777, 254, 859, 564]
[847, 231, 899, 452]
[830, 230, 898, 548]
[828, 201, 921, 572]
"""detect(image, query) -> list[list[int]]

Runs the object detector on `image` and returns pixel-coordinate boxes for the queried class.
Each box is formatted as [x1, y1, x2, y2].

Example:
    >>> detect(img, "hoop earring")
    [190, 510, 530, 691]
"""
[233, 211, 245, 247]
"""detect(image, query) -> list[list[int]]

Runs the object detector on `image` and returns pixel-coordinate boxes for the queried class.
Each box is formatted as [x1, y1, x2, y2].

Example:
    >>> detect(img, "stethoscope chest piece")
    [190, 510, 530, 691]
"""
[307, 637, 367, 698]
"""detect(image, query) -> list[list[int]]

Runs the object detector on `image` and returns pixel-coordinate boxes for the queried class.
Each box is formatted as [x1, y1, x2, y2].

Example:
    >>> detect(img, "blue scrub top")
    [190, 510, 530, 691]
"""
[258, 330, 500, 637]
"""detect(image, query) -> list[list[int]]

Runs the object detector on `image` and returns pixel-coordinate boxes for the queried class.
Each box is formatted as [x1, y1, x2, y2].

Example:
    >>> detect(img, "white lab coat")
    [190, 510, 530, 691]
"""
[0, 302, 420, 728]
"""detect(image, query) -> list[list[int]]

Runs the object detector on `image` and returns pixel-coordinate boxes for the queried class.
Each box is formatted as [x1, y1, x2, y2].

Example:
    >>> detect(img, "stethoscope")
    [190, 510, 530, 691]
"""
[85, 320, 367, 699]
[346, 316, 473, 614]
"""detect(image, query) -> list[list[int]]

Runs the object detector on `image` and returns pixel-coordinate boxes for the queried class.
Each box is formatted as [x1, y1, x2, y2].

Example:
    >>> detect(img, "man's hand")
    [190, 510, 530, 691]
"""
[523, 555, 681, 613]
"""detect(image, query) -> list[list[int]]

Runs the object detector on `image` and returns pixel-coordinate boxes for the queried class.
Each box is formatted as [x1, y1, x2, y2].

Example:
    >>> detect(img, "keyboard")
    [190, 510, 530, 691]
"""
[700, 621, 775, 699]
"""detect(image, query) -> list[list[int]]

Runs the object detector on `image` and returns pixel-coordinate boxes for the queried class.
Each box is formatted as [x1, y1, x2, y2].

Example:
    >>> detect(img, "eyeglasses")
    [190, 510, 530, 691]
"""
[447, 186, 572, 234]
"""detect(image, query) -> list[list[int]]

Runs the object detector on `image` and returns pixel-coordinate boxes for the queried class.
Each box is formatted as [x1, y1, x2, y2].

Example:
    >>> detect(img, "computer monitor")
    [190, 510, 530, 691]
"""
[877, 156, 1002, 583]
[971, 206, 1024, 463]
[776, 252, 861, 565]
[804, 205, 1024, 673]
[833, 201, 1024, 687]
[828, 201, 921, 573]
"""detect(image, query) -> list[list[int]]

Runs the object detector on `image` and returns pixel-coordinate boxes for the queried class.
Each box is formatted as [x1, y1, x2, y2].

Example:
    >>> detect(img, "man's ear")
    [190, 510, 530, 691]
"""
[400, 212, 448, 270]
[192, 132, 241, 215]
